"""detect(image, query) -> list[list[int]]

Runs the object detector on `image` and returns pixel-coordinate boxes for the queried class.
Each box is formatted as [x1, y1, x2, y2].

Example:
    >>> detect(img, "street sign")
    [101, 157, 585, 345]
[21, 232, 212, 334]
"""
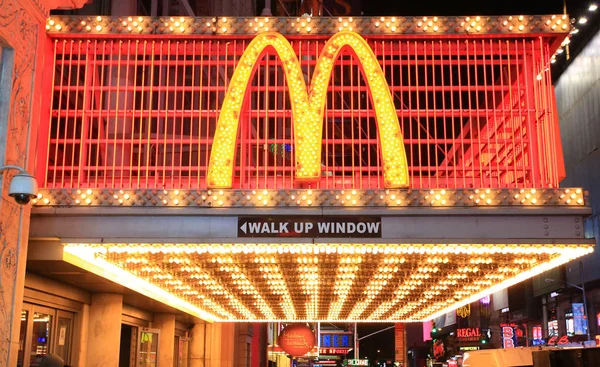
[238, 216, 381, 237]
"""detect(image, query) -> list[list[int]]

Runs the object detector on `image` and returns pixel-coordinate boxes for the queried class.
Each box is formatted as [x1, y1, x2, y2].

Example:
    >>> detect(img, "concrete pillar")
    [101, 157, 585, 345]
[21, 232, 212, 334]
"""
[154, 313, 176, 367]
[215, 323, 235, 367]
[237, 323, 253, 367]
[86, 293, 123, 367]
[71, 304, 90, 367]
[189, 323, 208, 367]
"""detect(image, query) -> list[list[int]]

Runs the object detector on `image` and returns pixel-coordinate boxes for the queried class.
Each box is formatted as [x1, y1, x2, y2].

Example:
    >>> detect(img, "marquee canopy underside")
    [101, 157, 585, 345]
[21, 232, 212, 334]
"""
[63, 242, 593, 323]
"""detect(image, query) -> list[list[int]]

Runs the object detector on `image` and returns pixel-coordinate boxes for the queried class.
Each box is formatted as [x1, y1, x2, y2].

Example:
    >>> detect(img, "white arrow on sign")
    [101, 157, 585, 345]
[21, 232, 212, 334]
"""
[240, 222, 247, 234]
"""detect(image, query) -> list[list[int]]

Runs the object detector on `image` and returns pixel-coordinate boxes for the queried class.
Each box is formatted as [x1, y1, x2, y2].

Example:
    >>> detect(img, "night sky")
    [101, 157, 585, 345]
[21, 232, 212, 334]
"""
[353, 2, 596, 363]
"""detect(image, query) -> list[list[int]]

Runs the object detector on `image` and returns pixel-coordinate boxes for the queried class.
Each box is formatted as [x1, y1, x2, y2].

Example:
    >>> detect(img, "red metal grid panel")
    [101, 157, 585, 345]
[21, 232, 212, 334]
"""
[43, 35, 560, 190]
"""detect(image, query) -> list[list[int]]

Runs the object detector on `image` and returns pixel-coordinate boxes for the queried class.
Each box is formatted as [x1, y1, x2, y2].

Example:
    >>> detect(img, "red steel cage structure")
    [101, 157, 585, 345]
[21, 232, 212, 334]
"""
[40, 15, 568, 192]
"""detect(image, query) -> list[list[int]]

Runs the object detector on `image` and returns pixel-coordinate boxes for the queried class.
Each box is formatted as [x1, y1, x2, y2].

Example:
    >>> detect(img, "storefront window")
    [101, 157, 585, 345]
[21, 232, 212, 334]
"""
[565, 311, 574, 337]
[547, 320, 559, 337]
[17, 310, 28, 367]
[29, 312, 52, 366]
[55, 317, 72, 362]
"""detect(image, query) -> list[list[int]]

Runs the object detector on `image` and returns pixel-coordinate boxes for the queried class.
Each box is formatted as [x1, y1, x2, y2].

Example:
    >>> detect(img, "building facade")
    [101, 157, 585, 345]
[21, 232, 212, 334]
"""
[0, 5, 595, 367]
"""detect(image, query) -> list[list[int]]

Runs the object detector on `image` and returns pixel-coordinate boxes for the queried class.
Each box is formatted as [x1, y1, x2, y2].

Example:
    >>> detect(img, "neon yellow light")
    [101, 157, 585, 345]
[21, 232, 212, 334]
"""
[207, 31, 409, 188]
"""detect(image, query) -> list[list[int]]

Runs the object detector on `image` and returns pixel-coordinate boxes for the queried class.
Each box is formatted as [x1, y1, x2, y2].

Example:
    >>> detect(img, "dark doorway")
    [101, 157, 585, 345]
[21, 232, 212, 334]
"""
[119, 324, 137, 367]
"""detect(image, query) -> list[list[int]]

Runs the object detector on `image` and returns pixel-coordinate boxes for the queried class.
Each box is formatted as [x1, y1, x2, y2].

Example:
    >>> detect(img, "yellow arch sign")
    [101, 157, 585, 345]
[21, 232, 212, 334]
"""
[207, 31, 409, 188]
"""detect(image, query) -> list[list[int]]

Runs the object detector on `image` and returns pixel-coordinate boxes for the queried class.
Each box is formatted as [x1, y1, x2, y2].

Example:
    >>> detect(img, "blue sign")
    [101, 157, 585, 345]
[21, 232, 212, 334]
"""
[320, 333, 352, 348]
[573, 303, 587, 335]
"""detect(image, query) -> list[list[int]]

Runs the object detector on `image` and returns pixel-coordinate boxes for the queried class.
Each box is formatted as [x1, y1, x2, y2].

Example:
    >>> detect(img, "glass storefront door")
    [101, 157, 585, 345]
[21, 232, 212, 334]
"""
[138, 328, 160, 367]
[17, 303, 74, 367]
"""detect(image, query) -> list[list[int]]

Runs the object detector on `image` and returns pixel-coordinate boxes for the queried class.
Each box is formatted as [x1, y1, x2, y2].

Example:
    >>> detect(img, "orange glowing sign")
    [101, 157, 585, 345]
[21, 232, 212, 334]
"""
[278, 324, 316, 356]
[207, 31, 409, 189]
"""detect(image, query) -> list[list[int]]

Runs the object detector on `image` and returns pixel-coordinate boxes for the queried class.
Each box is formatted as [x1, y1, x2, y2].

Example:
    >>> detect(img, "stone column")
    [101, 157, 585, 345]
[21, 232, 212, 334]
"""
[86, 293, 123, 367]
[189, 323, 209, 367]
[154, 313, 176, 367]
[214, 323, 235, 367]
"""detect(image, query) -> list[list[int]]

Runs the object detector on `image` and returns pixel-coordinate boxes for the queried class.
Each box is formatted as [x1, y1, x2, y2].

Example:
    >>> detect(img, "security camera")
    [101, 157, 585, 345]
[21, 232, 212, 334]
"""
[8, 172, 38, 205]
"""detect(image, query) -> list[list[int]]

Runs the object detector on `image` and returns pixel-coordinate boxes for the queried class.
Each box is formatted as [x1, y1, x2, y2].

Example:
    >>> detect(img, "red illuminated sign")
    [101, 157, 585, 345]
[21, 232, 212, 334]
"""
[278, 324, 316, 357]
[456, 328, 481, 341]
[502, 326, 515, 348]
[320, 348, 350, 354]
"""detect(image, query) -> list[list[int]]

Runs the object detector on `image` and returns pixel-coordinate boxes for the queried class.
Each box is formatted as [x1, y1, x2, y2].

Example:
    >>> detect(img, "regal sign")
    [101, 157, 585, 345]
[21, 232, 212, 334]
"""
[456, 328, 481, 342]
[238, 217, 381, 238]
[207, 31, 409, 189]
[278, 324, 316, 357]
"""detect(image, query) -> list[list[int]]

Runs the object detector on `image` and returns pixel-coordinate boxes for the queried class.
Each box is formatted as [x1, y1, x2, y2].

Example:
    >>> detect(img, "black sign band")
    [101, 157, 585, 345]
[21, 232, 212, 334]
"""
[238, 216, 381, 238]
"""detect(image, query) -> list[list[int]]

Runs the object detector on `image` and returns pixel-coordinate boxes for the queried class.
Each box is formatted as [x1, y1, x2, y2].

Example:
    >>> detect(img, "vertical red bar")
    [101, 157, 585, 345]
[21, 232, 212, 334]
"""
[77, 40, 91, 188]
[171, 41, 179, 188]
[439, 40, 449, 188]
[61, 40, 74, 187]
[423, 40, 431, 188]
[488, 40, 500, 188]
[155, 41, 162, 188]
[465, 38, 476, 187]
[197, 40, 204, 188]
[521, 40, 536, 187]
[70, 41, 83, 188]
[147, 40, 156, 188]
[264, 48, 269, 188]
[350, 47, 356, 189]
[506, 40, 519, 187]
[188, 40, 195, 188]
[447, 40, 456, 188]
[137, 40, 148, 188]
[131, 40, 140, 188]
[273, 41, 278, 186]
[205, 40, 211, 188]
[430, 40, 439, 188]
[514, 39, 526, 187]
[481, 39, 493, 188]
[52, 40, 65, 187]
[115, 40, 124, 187]
[471, 40, 483, 188]
[407, 40, 413, 188]
[104, 40, 114, 188]
[42, 40, 59, 188]
[497, 39, 507, 187]
[416, 41, 423, 187]
[457, 40, 466, 188]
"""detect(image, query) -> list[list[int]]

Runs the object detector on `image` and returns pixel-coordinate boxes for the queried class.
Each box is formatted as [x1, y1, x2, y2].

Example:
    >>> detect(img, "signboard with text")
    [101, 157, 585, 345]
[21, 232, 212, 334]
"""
[502, 326, 516, 348]
[573, 303, 587, 335]
[456, 328, 481, 342]
[238, 217, 381, 237]
[320, 348, 350, 355]
[320, 333, 353, 348]
[345, 359, 369, 366]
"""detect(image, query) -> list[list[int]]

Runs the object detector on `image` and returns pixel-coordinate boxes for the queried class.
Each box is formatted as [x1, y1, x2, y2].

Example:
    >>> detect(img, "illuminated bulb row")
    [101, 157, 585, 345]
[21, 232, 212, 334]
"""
[347, 263, 396, 318]
[33, 188, 586, 207]
[336, 16, 355, 32]
[327, 256, 362, 319]
[416, 16, 442, 32]
[217, 256, 277, 319]
[94, 243, 591, 257]
[137, 262, 242, 319]
[248, 17, 272, 33]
